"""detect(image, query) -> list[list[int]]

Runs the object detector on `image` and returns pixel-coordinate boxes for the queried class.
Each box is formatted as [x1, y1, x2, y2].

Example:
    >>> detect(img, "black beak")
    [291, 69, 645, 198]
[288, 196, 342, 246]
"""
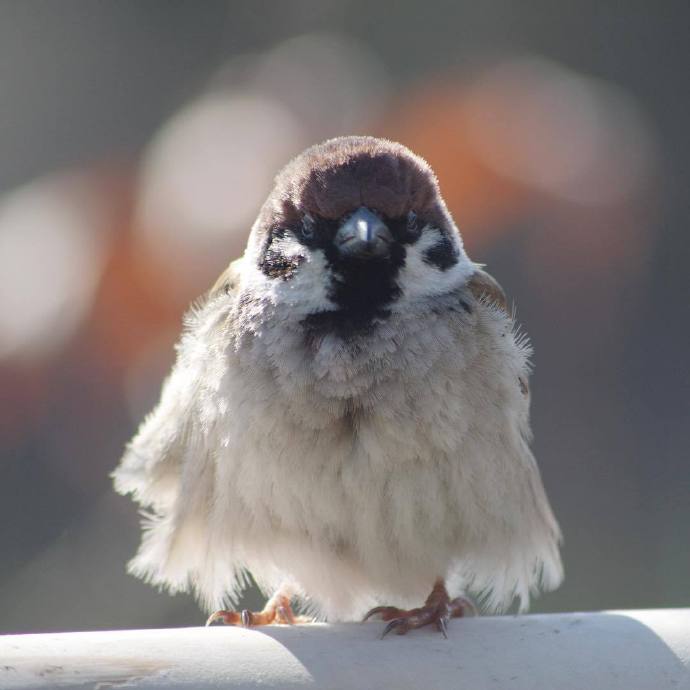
[334, 207, 393, 259]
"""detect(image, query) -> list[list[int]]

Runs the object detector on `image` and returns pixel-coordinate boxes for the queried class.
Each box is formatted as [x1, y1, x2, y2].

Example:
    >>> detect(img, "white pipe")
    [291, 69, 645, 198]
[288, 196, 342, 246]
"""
[1, 609, 688, 689]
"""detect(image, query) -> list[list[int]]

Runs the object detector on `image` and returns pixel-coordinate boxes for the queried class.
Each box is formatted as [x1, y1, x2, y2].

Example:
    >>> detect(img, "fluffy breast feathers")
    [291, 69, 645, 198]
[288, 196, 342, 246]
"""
[113, 264, 563, 619]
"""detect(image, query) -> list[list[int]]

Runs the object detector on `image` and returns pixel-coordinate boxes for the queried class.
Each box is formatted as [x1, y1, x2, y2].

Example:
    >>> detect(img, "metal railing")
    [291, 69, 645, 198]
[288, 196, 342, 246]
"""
[1, 609, 688, 689]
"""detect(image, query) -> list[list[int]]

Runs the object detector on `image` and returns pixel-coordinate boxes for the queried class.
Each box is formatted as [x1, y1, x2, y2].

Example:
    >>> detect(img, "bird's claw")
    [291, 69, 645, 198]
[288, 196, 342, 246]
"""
[205, 594, 304, 628]
[437, 614, 449, 639]
[381, 617, 411, 638]
[277, 604, 296, 624]
[205, 609, 255, 627]
[362, 606, 403, 622]
[364, 581, 478, 639]
[206, 610, 239, 626]
[450, 596, 478, 617]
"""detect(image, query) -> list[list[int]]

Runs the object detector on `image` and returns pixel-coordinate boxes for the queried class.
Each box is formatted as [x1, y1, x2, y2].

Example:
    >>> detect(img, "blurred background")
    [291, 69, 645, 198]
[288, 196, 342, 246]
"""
[0, 0, 688, 633]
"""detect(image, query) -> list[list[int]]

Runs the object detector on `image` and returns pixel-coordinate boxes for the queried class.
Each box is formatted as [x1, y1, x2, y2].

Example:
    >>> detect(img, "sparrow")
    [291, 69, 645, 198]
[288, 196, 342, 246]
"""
[113, 136, 563, 637]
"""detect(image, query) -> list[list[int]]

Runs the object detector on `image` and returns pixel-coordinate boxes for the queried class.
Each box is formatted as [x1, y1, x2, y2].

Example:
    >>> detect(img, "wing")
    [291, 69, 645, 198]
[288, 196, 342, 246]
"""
[467, 267, 509, 313]
[455, 268, 562, 611]
[208, 256, 244, 299]
[112, 259, 242, 599]
[467, 268, 529, 399]
[113, 258, 243, 507]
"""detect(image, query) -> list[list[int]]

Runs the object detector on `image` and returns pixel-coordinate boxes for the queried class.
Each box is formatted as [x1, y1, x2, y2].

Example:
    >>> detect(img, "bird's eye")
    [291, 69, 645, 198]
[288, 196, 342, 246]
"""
[407, 211, 420, 237]
[301, 215, 315, 241]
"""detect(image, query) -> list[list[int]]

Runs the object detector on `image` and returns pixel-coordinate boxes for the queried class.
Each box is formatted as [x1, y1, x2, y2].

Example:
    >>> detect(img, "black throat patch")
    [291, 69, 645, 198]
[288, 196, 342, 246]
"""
[302, 242, 406, 339]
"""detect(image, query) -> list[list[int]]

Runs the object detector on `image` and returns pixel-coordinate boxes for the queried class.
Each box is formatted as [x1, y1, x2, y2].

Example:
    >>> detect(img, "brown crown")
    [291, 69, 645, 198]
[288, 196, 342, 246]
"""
[256, 136, 451, 232]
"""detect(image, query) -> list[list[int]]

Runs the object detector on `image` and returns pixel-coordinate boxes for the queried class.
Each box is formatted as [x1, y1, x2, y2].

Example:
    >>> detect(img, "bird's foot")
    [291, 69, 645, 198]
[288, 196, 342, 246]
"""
[363, 580, 477, 638]
[206, 593, 306, 627]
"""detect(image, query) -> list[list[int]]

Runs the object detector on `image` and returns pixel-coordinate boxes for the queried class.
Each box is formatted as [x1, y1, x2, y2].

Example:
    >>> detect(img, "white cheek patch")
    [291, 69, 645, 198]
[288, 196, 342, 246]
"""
[276, 248, 335, 315]
[394, 226, 476, 308]
[267, 234, 304, 261]
[241, 239, 335, 317]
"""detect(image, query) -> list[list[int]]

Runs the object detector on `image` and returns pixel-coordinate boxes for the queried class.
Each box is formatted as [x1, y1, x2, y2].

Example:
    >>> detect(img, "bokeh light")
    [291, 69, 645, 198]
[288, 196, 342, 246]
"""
[136, 92, 305, 296]
[0, 173, 110, 362]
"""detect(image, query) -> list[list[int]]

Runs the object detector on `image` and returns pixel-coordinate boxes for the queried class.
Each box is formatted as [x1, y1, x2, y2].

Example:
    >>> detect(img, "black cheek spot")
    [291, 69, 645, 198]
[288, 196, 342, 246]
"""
[259, 247, 304, 281]
[423, 234, 459, 271]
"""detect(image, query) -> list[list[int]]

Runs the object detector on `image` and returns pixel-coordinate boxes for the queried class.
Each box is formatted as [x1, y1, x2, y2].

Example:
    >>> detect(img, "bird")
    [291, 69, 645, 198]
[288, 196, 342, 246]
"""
[113, 135, 563, 637]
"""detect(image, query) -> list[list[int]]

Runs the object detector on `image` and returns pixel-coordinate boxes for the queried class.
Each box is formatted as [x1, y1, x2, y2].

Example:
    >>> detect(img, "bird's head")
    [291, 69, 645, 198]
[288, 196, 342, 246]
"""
[239, 136, 475, 337]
